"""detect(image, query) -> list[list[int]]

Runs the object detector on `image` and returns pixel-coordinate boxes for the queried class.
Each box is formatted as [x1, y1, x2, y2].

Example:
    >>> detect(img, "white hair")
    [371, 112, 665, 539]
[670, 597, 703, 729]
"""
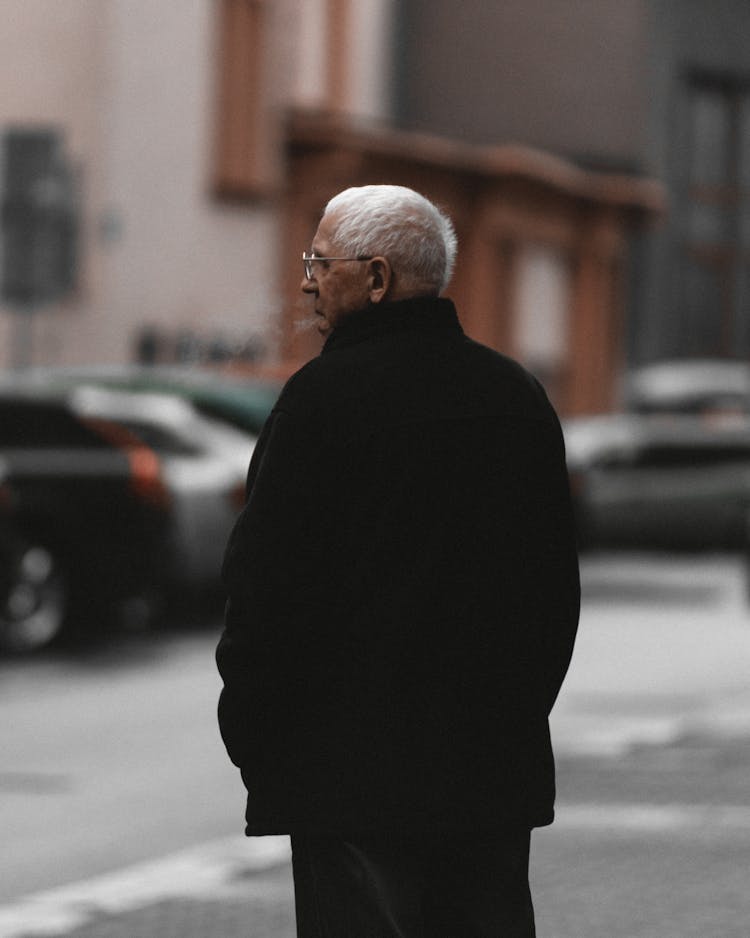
[324, 185, 457, 294]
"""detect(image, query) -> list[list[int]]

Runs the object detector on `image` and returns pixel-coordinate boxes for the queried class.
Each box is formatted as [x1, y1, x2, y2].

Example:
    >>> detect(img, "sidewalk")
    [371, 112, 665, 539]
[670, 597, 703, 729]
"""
[6, 784, 750, 938]
[551, 552, 750, 756]
[5, 728, 750, 938]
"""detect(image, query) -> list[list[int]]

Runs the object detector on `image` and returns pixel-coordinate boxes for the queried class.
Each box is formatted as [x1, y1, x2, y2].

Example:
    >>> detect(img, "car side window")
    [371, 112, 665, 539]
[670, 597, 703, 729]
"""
[0, 402, 110, 448]
[632, 444, 750, 469]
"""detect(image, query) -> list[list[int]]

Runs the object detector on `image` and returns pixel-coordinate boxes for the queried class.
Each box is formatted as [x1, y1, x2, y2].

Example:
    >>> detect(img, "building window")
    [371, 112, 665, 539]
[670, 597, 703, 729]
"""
[513, 244, 572, 402]
[214, 0, 270, 198]
[678, 71, 750, 355]
[214, 0, 358, 198]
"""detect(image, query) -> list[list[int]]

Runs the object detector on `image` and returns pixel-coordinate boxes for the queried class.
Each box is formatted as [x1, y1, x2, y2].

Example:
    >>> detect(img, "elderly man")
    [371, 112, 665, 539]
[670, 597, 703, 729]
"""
[217, 185, 579, 937]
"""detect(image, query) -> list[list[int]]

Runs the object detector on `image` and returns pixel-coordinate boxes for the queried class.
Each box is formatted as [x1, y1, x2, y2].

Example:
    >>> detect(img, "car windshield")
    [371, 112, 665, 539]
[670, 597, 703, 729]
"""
[0, 400, 111, 449]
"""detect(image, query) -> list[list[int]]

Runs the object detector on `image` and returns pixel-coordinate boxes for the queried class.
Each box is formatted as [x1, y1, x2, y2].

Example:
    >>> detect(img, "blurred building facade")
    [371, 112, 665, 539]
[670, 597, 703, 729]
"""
[0, 1, 285, 371]
[1, 1, 747, 413]
[396, 0, 750, 368]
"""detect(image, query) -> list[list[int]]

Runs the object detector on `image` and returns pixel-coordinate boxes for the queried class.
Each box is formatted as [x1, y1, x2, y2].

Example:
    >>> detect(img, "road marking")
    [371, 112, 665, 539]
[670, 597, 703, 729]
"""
[554, 802, 750, 834]
[0, 834, 290, 938]
[551, 694, 750, 758]
[551, 712, 686, 757]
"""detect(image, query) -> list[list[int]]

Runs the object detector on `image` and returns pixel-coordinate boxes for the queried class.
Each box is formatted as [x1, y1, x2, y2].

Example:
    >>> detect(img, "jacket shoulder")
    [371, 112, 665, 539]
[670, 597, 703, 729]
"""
[271, 356, 330, 414]
[456, 336, 559, 423]
[273, 350, 365, 420]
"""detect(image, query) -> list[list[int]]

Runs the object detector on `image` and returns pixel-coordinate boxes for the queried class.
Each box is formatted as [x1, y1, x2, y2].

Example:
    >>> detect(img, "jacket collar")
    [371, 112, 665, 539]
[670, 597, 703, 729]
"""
[321, 295, 463, 355]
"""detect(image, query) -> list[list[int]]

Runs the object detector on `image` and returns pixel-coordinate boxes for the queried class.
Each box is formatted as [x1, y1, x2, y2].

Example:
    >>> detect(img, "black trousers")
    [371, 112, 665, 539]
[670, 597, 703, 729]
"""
[290, 829, 536, 938]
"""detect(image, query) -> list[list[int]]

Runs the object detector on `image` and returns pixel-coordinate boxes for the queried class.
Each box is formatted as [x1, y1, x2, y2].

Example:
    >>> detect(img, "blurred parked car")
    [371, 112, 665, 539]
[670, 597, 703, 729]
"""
[0, 378, 260, 653]
[564, 412, 750, 552]
[12, 364, 281, 436]
[624, 359, 750, 415]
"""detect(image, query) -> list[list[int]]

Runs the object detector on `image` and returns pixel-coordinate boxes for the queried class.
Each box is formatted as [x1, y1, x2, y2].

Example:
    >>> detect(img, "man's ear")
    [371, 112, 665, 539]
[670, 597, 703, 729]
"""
[367, 256, 392, 304]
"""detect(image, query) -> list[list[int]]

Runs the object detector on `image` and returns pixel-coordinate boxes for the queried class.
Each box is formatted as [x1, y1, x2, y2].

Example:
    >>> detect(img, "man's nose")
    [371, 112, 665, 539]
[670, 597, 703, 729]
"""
[301, 274, 317, 293]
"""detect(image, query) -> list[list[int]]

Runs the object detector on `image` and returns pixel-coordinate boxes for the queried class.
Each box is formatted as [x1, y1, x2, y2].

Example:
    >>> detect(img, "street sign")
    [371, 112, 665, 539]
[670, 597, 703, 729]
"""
[1, 129, 78, 307]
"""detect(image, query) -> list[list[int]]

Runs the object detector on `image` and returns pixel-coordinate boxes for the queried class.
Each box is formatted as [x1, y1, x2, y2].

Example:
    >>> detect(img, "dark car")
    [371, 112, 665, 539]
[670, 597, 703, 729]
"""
[0, 391, 171, 652]
[0, 381, 260, 653]
[564, 412, 750, 552]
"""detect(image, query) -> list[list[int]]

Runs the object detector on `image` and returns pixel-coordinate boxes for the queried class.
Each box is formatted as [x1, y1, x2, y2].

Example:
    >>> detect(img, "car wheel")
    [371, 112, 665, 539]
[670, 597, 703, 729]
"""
[0, 541, 68, 654]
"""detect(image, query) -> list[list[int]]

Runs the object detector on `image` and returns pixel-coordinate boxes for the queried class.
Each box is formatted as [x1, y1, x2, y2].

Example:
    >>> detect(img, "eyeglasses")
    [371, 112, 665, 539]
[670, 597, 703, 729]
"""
[302, 252, 372, 280]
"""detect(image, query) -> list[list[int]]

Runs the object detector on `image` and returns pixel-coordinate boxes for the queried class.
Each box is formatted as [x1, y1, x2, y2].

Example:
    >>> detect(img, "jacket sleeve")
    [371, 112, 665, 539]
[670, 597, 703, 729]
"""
[215, 404, 350, 768]
[535, 416, 581, 714]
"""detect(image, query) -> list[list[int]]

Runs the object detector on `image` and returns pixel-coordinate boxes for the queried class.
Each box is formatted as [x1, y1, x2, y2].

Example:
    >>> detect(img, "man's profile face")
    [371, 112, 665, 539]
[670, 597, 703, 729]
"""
[301, 211, 371, 336]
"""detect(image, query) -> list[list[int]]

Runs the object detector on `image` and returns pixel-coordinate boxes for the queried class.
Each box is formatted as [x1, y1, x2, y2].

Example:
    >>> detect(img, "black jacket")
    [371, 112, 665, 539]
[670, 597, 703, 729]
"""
[217, 296, 580, 836]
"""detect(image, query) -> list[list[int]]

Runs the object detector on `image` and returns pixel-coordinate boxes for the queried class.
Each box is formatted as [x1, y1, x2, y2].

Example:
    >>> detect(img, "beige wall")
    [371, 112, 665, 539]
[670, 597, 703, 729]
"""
[0, 0, 105, 363]
[95, 0, 280, 364]
[0, 0, 280, 367]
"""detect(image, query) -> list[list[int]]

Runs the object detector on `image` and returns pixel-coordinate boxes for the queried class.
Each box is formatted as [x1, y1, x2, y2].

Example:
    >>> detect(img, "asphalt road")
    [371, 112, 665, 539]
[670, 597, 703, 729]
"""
[0, 619, 242, 902]
[540, 552, 750, 937]
[2, 553, 750, 936]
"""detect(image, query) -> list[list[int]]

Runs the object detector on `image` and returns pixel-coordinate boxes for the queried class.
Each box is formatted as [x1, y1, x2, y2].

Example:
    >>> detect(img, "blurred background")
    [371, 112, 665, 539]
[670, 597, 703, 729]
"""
[2, 2, 750, 936]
